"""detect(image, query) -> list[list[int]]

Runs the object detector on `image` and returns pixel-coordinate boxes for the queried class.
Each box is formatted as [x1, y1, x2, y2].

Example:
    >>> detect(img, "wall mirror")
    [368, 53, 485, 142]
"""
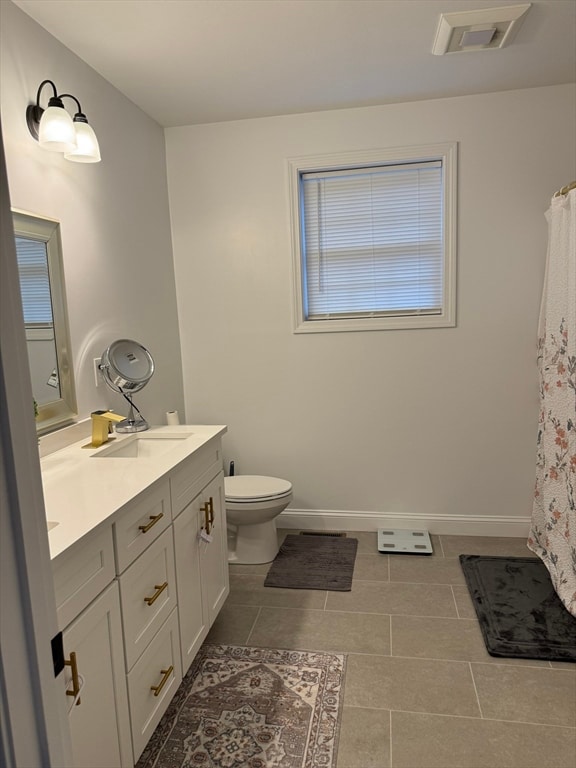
[12, 209, 77, 433]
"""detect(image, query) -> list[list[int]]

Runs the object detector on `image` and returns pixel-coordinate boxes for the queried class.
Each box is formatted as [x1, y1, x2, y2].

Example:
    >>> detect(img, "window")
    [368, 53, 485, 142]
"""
[15, 236, 53, 327]
[288, 143, 457, 332]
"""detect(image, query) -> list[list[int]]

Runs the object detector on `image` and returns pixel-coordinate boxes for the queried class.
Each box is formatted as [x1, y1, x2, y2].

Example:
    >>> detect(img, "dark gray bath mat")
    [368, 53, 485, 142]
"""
[460, 555, 576, 662]
[264, 534, 358, 591]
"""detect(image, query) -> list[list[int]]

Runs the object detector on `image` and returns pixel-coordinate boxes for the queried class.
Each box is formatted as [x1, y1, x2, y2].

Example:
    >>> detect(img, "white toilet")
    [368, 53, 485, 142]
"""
[225, 475, 293, 564]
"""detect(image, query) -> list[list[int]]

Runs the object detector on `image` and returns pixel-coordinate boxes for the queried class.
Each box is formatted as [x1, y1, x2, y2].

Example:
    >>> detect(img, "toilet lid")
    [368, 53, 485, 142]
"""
[225, 475, 292, 502]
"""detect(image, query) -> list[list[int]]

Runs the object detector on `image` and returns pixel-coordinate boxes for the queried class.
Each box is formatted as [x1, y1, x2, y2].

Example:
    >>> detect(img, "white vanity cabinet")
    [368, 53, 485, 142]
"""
[46, 427, 228, 768]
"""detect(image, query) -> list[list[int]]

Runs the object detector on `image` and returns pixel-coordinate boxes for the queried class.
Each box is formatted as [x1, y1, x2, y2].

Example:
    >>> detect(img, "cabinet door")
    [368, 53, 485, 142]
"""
[173, 471, 229, 674]
[63, 582, 132, 768]
[173, 489, 209, 673]
[199, 472, 229, 626]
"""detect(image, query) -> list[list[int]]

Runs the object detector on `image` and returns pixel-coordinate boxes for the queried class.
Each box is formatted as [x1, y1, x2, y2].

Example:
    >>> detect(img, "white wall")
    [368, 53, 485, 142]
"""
[1, 1, 185, 427]
[166, 84, 576, 533]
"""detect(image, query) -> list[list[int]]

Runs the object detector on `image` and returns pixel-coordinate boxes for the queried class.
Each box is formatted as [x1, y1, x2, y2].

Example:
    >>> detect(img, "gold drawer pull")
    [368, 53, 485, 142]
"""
[144, 581, 168, 606]
[138, 512, 164, 533]
[150, 665, 173, 697]
[65, 651, 81, 706]
[200, 501, 212, 535]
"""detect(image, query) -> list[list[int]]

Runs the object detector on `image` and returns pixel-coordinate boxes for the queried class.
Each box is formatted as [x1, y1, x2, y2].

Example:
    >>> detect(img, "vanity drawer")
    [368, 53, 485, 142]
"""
[53, 525, 115, 630]
[114, 480, 171, 573]
[127, 608, 182, 763]
[170, 438, 222, 518]
[119, 526, 177, 671]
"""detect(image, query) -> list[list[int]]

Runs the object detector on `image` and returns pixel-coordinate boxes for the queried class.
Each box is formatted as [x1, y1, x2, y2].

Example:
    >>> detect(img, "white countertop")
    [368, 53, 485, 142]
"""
[41, 424, 227, 562]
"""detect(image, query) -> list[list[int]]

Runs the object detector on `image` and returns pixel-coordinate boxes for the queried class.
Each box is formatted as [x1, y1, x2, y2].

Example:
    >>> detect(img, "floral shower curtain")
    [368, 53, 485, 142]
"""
[528, 186, 576, 617]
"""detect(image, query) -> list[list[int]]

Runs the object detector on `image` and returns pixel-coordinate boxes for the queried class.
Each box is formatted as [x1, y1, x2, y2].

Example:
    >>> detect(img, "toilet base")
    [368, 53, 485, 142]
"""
[228, 519, 279, 564]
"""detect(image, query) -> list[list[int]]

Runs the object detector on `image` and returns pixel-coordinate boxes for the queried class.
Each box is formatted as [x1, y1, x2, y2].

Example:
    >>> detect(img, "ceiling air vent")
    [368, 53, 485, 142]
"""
[432, 3, 531, 55]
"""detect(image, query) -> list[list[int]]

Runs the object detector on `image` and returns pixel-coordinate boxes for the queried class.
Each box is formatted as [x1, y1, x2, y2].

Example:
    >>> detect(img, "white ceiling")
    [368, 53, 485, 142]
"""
[12, 0, 576, 127]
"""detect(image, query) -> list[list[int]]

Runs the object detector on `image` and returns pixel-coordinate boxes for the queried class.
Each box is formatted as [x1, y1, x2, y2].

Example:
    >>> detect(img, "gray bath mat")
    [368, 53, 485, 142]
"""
[460, 555, 576, 662]
[264, 534, 358, 591]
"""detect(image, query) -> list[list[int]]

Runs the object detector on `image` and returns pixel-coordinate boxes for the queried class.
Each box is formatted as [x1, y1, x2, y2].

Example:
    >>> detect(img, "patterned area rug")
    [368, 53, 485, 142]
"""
[136, 644, 346, 768]
[264, 534, 358, 591]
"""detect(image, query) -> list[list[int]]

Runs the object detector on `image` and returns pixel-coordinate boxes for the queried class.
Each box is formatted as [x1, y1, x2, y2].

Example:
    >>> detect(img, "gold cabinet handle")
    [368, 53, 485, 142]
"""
[65, 651, 81, 706]
[150, 665, 173, 697]
[200, 501, 212, 535]
[138, 512, 164, 533]
[208, 496, 215, 526]
[144, 581, 168, 606]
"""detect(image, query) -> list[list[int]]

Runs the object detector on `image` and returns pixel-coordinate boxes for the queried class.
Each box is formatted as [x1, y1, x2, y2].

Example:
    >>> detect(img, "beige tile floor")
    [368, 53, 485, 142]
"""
[206, 530, 576, 768]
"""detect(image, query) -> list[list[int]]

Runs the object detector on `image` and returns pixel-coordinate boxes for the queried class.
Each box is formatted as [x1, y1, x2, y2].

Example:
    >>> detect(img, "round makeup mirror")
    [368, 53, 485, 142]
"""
[99, 339, 154, 432]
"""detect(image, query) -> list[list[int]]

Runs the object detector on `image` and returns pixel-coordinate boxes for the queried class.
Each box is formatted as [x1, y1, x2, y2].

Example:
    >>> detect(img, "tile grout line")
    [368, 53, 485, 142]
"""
[451, 585, 461, 618]
[245, 606, 262, 645]
[468, 661, 485, 719]
[340, 703, 576, 734]
[346, 651, 558, 670]
[233, 574, 463, 588]
[229, 601, 459, 620]
[389, 708, 393, 768]
[353, 706, 576, 730]
[354, 579, 465, 586]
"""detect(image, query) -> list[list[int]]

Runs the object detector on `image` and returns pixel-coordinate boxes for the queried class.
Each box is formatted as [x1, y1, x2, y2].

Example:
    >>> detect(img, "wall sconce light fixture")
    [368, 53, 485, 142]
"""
[26, 80, 101, 163]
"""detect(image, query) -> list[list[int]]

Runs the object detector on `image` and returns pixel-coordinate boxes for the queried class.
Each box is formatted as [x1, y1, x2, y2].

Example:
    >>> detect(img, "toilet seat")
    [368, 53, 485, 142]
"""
[225, 475, 292, 504]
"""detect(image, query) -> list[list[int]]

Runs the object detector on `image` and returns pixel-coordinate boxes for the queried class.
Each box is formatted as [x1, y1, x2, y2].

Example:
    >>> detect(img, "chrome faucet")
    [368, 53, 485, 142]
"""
[90, 410, 125, 448]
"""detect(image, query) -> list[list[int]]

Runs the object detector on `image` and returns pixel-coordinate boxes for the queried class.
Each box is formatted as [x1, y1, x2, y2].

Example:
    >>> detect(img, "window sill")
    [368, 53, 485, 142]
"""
[293, 313, 456, 333]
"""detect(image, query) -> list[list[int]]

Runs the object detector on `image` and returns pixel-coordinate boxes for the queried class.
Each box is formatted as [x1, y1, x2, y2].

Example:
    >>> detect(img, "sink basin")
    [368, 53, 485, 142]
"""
[93, 433, 193, 459]
[47, 521, 59, 531]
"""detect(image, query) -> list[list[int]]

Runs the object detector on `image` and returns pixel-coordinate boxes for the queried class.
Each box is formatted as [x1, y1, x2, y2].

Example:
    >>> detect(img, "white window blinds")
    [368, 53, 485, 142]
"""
[301, 160, 444, 319]
[15, 237, 53, 325]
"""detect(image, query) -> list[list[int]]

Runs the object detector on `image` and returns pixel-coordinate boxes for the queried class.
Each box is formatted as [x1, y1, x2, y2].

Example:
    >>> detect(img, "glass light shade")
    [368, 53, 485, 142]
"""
[38, 105, 77, 152]
[64, 121, 101, 163]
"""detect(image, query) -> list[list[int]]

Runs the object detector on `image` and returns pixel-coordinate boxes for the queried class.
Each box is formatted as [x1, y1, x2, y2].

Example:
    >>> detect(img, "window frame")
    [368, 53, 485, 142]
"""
[288, 142, 458, 333]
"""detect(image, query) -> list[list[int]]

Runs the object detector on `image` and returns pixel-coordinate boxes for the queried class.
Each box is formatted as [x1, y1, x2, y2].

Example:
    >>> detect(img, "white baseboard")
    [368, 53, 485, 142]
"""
[278, 508, 531, 538]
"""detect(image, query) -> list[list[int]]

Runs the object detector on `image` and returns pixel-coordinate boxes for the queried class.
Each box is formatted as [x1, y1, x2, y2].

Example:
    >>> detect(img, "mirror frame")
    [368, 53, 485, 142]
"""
[12, 209, 77, 433]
